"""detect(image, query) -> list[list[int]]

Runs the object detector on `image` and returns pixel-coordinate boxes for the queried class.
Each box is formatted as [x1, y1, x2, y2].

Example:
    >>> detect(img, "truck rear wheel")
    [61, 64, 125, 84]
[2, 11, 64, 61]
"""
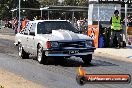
[82, 54, 92, 64]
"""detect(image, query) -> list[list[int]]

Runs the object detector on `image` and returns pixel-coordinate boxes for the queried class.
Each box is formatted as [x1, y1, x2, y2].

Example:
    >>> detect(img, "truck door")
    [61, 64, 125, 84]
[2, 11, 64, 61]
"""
[21, 23, 30, 52]
[28, 23, 36, 54]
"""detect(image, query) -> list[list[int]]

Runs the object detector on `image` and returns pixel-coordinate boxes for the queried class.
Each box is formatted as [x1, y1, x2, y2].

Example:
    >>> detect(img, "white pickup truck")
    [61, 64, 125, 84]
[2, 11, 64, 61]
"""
[14, 20, 95, 64]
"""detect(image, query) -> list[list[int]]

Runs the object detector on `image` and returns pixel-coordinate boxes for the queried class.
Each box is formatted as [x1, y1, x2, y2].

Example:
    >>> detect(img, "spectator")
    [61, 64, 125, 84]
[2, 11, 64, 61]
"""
[83, 18, 88, 34]
[13, 17, 18, 30]
[21, 17, 29, 29]
[73, 17, 78, 29]
[109, 10, 123, 48]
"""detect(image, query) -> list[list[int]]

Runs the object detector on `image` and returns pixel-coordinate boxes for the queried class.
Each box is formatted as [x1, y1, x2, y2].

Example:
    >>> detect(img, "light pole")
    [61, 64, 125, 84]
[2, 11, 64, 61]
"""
[18, 0, 21, 33]
[124, 0, 128, 26]
[97, 4, 100, 28]
[40, 9, 43, 18]
[11, 9, 17, 28]
[124, 0, 128, 44]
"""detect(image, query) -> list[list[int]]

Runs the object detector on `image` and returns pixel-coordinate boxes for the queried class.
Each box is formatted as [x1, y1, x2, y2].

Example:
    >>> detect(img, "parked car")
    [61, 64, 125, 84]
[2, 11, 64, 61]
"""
[14, 20, 96, 64]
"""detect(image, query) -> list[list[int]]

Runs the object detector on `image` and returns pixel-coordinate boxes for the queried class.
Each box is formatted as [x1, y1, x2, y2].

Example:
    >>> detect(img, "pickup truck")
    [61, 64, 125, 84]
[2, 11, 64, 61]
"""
[14, 20, 95, 64]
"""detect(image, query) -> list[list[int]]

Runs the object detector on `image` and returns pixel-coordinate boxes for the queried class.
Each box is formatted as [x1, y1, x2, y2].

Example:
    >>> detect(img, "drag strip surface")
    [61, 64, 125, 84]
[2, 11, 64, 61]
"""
[0, 34, 131, 88]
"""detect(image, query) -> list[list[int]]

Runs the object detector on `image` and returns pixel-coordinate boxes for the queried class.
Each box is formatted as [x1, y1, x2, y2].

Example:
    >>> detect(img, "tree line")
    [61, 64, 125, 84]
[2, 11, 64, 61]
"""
[0, 0, 88, 20]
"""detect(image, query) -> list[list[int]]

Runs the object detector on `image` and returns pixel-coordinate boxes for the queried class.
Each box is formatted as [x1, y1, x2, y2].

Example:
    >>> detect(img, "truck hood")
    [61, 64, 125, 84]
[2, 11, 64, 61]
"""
[39, 30, 92, 41]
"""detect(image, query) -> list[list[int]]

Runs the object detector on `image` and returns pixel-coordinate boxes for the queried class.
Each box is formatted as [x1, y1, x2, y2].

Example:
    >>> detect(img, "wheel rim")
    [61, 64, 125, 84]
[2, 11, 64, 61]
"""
[18, 44, 22, 56]
[37, 47, 42, 62]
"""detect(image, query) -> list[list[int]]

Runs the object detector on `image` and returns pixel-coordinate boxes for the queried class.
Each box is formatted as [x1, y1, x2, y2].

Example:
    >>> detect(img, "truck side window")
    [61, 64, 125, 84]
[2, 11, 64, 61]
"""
[37, 22, 45, 34]
[37, 22, 51, 34]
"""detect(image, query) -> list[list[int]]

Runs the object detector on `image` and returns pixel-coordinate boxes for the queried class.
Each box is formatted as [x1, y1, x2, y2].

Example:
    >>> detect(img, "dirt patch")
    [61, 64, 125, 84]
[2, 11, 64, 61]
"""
[0, 34, 15, 41]
[0, 46, 16, 54]
[0, 28, 15, 41]
[0, 68, 45, 88]
[94, 52, 132, 63]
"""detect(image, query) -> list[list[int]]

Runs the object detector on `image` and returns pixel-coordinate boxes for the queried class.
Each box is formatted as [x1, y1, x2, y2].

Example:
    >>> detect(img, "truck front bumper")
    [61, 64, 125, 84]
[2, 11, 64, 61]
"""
[44, 47, 95, 57]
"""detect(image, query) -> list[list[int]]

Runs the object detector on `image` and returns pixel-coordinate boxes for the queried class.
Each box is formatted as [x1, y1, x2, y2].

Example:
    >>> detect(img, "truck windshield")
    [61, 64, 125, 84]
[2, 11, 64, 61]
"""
[37, 21, 78, 34]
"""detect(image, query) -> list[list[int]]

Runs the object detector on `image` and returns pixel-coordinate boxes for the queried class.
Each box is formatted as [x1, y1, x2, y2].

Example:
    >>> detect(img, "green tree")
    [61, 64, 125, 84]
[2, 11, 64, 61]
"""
[37, 0, 59, 6]
[63, 0, 88, 6]
[0, 0, 40, 19]
[21, 0, 40, 8]
[0, 0, 16, 19]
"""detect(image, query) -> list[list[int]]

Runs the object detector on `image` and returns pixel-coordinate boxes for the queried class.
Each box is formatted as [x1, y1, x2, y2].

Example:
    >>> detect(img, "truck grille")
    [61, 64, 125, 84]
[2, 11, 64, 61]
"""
[59, 41, 85, 48]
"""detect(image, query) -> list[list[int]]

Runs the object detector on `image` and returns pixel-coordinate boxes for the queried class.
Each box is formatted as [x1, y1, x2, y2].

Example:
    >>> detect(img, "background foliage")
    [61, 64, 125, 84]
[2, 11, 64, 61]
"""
[0, 0, 88, 19]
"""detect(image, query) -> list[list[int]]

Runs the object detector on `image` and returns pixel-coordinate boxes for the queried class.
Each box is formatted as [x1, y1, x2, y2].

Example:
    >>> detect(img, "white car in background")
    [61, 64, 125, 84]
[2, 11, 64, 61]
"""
[14, 20, 95, 64]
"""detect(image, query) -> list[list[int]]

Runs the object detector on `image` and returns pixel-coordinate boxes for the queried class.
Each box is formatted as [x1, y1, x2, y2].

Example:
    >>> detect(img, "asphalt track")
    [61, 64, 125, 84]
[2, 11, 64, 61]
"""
[0, 28, 131, 88]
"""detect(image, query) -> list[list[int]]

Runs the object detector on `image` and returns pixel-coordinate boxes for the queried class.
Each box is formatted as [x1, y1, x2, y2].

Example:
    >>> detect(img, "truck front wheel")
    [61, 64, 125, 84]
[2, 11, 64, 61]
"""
[37, 44, 49, 64]
[18, 43, 29, 59]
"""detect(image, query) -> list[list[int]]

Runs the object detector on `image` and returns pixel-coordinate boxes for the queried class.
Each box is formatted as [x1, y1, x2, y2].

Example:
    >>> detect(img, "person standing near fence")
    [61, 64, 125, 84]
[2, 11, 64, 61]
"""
[13, 17, 18, 30]
[84, 18, 88, 34]
[21, 17, 29, 29]
[110, 10, 123, 48]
